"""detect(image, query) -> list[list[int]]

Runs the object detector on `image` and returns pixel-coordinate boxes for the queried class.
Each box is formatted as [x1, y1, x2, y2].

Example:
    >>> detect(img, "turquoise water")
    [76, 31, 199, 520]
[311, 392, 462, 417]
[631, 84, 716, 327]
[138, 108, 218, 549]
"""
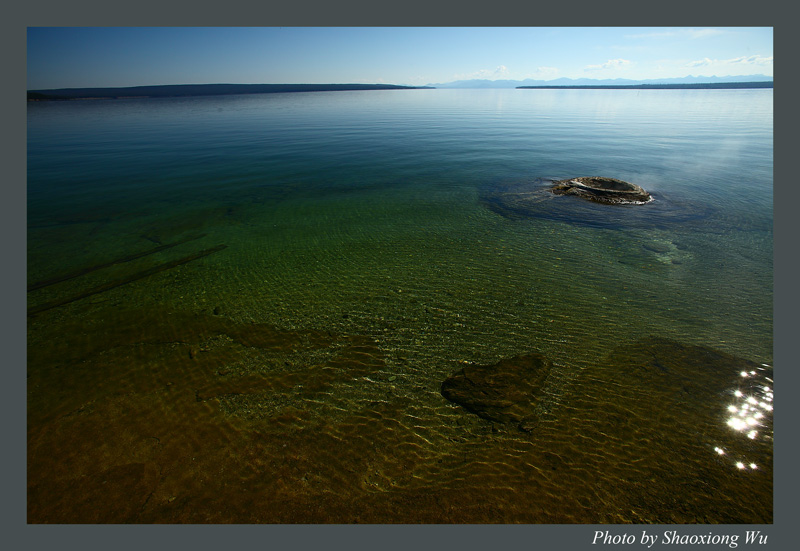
[28, 89, 773, 359]
[27, 89, 773, 523]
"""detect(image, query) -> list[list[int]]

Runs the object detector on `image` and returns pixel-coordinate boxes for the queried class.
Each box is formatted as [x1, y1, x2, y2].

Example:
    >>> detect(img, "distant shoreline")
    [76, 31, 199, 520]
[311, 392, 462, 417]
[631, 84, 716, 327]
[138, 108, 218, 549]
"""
[517, 81, 773, 90]
[27, 83, 435, 101]
[27, 81, 774, 101]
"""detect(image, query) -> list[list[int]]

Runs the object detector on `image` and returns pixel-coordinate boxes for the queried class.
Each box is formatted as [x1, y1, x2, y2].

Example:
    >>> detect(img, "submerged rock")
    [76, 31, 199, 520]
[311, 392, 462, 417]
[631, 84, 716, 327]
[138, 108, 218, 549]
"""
[605, 336, 772, 401]
[441, 353, 551, 431]
[551, 176, 652, 205]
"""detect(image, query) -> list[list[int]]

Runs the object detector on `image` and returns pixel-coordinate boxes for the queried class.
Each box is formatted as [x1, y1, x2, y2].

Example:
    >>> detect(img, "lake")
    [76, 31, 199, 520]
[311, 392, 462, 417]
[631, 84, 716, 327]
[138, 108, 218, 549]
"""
[27, 88, 773, 523]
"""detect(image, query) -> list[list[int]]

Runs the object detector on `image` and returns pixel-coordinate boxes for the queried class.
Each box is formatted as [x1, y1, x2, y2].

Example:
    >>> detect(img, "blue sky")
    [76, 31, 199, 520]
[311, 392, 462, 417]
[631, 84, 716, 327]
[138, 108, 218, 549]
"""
[27, 27, 773, 89]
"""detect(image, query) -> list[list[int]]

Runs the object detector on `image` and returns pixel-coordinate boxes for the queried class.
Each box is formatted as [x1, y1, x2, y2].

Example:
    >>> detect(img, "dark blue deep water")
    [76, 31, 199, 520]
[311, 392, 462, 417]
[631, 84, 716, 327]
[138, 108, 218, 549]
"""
[27, 89, 773, 523]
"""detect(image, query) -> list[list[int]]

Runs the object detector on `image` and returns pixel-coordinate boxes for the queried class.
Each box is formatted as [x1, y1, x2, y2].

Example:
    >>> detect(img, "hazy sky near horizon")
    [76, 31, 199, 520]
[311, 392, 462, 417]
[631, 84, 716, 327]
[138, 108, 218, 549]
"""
[27, 27, 773, 89]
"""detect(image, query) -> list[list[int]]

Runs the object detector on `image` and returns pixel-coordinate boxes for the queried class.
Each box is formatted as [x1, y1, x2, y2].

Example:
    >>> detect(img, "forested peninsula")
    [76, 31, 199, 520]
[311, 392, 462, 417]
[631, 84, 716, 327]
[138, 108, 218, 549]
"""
[27, 83, 434, 101]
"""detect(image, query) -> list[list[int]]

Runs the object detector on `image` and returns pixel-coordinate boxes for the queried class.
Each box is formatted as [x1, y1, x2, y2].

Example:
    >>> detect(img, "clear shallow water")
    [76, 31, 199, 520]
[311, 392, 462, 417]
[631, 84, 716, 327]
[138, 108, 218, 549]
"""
[27, 89, 773, 523]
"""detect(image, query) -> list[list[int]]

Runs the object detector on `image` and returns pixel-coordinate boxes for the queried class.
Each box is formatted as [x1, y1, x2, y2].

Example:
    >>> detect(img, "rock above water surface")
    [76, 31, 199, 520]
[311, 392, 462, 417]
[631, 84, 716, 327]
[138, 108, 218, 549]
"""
[551, 176, 652, 205]
[441, 353, 551, 431]
[479, 177, 715, 229]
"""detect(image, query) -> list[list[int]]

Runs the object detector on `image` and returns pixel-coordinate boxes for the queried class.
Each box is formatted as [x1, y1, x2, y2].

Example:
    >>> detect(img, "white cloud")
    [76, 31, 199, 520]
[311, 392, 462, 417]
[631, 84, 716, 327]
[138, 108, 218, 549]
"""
[454, 65, 511, 80]
[584, 59, 631, 72]
[686, 54, 773, 68]
[527, 66, 559, 79]
[687, 57, 713, 67]
[730, 55, 774, 65]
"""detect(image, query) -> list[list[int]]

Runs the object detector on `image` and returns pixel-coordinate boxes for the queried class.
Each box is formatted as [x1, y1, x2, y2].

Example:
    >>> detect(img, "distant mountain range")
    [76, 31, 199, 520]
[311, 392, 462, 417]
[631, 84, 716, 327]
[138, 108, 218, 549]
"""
[426, 74, 774, 89]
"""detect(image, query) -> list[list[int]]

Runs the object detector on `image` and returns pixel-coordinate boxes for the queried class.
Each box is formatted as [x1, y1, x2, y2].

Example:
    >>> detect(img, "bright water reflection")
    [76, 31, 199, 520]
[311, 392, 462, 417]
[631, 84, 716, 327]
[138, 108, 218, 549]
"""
[717, 364, 773, 471]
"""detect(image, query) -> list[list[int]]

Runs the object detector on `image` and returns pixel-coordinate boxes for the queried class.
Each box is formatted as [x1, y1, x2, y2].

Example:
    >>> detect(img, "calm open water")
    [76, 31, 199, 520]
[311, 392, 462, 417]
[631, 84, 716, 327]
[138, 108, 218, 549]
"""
[27, 89, 773, 523]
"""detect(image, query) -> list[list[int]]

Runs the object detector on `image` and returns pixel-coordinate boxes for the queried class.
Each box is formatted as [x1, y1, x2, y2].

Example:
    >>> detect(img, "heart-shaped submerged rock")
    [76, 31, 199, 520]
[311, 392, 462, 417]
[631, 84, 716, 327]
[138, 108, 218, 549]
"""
[551, 176, 652, 205]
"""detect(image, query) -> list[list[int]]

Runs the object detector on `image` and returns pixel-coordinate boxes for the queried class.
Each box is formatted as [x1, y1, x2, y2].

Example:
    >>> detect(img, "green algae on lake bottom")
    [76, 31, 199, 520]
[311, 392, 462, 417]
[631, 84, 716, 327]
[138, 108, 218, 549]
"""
[27, 303, 772, 523]
[26, 89, 773, 523]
